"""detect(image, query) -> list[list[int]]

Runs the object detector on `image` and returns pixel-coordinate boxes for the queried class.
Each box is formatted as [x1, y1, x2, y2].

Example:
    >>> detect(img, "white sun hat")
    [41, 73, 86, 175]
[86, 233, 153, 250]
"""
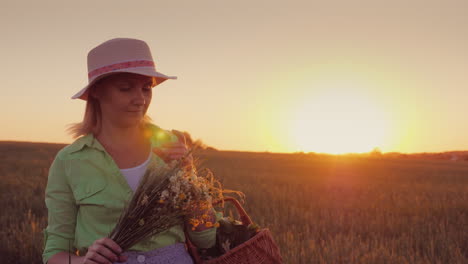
[71, 38, 177, 100]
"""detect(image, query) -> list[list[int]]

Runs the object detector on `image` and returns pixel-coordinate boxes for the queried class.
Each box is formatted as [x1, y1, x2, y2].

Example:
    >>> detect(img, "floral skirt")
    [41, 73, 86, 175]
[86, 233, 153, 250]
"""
[114, 243, 194, 264]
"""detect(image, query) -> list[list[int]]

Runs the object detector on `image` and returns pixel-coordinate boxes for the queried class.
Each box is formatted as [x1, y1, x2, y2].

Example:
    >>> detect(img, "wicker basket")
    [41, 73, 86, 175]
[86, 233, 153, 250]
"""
[185, 197, 283, 264]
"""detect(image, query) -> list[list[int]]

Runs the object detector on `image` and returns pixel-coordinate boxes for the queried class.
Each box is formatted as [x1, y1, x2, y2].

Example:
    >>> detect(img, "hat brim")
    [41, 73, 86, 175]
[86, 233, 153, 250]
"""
[71, 68, 177, 100]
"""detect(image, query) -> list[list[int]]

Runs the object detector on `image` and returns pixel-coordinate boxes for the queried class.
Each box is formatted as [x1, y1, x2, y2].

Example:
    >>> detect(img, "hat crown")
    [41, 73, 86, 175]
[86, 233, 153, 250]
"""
[87, 38, 154, 76]
[71, 37, 176, 101]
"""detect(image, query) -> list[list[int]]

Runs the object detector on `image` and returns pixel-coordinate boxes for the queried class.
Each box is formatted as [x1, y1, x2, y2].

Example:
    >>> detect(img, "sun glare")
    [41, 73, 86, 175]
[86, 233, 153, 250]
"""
[289, 85, 390, 154]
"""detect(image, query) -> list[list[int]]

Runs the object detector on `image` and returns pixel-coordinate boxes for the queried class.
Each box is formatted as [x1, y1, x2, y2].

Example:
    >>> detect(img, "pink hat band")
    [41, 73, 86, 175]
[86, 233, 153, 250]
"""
[87, 60, 155, 80]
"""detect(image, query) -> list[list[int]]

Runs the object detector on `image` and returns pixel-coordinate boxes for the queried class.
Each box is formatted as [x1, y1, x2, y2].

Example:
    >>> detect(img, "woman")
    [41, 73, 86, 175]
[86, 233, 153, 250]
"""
[43, 38, 217, 264]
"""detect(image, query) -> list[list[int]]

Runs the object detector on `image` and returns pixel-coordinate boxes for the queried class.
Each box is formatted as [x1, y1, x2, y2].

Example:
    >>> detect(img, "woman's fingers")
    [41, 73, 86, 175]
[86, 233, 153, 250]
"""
[83, 258, 99, 264]
[90, 244, 118, 262]
[153, 132, 192, 163]
[153, 149, 186, 159]
[116, 255, 129, 263]
[84, 237, 123, 264]
[88, 251, 112, 264]
[159, 146, 187, 153]
[154, 142, 189, 159]
[171, 129, 187, 145]
[98, 237, 122, 255]
[83, 259, 99, 264]
[160, 141, 187, 149]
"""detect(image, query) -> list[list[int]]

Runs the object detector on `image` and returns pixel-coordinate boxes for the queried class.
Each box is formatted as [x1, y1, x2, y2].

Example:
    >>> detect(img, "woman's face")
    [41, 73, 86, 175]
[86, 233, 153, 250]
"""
[91, 73, 155, 128]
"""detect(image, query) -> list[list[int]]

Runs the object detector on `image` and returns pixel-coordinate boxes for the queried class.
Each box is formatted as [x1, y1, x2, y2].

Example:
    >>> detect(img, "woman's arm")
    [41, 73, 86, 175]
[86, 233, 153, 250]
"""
[43, 155, 79, 264]
[43, 154, 128, 264]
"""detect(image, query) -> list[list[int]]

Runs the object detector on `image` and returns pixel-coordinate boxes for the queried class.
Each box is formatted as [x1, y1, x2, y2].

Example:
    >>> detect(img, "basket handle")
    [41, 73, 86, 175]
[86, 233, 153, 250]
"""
[213, 197, 253, 226]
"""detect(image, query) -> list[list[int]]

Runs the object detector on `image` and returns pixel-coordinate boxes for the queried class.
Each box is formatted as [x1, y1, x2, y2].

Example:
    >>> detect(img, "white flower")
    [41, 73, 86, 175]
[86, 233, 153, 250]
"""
[176, 170, 184, 178]
[161, 190, 169, 199]
[171, 183, 181, 194]
[169, 175, 177, 183]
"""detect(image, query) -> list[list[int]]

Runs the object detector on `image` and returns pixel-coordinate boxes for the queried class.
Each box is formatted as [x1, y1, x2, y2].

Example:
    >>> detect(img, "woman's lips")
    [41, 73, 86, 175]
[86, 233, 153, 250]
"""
[127, 111, 142, 114]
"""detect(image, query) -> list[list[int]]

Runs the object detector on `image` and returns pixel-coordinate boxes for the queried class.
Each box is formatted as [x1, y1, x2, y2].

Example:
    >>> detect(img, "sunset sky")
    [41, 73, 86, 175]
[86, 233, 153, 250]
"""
[1, 0, 467, 154]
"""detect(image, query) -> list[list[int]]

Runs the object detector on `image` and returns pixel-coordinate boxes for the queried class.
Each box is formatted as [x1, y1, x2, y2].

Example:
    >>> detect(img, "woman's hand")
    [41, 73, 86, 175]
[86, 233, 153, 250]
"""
[82, 237, 127, 264]
[152, 130, 193, 166]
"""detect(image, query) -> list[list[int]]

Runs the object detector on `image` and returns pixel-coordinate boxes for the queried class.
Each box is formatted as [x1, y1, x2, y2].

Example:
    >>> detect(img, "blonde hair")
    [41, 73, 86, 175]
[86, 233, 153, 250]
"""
[66, 74, 156, 139]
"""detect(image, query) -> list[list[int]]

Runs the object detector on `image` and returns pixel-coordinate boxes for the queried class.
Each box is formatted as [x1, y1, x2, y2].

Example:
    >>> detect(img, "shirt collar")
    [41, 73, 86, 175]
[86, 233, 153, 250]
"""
[66, 133, 104, 154]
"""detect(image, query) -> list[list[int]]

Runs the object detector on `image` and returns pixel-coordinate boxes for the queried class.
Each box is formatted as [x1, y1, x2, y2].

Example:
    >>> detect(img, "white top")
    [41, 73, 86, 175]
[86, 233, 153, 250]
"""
[119, 152, 152, 192]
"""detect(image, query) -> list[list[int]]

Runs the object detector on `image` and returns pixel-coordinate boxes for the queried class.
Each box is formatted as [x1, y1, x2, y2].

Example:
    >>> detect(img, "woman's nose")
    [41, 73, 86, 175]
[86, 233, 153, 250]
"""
[132, 89, 146, 105]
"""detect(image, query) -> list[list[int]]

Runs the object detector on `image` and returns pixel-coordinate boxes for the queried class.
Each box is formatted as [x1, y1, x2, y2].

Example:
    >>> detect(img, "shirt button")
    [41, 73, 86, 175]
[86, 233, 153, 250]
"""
[137, 254, 146, 263]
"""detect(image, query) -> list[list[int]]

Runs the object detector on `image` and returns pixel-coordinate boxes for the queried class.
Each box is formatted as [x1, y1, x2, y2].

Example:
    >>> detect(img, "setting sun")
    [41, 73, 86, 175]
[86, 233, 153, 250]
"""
[288, 83, 390, 154]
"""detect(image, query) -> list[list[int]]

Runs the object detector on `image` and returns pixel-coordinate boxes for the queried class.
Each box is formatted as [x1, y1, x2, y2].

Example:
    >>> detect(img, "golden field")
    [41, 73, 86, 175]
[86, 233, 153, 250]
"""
[0, 141, 467, 264]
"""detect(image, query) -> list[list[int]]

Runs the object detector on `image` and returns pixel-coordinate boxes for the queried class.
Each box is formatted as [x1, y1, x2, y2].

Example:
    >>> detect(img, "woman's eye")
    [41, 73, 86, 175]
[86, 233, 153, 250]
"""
[143, 85, 152, 91]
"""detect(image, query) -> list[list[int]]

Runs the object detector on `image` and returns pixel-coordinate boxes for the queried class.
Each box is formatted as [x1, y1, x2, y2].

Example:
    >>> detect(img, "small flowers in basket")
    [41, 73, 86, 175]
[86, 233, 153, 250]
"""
[185, 197, 284, 264]
[196, 214, 261, 261]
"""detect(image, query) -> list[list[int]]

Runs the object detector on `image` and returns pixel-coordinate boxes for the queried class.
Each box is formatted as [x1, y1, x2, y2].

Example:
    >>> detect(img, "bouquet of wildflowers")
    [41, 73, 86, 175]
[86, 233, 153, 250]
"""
[108, 147, 233, 251]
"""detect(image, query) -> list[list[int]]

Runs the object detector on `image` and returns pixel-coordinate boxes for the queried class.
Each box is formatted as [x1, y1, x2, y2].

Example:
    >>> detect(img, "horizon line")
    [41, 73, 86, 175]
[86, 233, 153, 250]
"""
[1, 139, 468, 156]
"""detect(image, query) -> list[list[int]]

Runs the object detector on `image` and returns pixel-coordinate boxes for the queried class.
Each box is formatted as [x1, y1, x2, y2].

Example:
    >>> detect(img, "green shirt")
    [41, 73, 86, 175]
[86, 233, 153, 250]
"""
[42, 124, 217, 264]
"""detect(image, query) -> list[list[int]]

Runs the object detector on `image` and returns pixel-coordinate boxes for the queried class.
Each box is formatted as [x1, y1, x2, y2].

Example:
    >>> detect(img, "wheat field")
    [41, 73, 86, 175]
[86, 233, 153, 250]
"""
[1, 141, 467, 264]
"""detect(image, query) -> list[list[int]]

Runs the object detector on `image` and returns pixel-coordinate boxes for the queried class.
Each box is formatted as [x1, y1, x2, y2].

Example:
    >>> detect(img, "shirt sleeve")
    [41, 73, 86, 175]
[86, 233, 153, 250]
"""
[186, 209, 222, 249]
[42, 155, 77, 264]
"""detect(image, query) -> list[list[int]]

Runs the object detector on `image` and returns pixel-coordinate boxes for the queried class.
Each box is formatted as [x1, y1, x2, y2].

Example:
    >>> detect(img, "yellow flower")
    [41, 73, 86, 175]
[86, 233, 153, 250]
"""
[158, 199, 165, 204]
[139, 219, 145, 226]
[205, 222, 213, 228]
[200, 202, 211, 210]
[179, 193, 186, 200]
[214, 222, 220, 228]
[189, 218, 200, 227]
